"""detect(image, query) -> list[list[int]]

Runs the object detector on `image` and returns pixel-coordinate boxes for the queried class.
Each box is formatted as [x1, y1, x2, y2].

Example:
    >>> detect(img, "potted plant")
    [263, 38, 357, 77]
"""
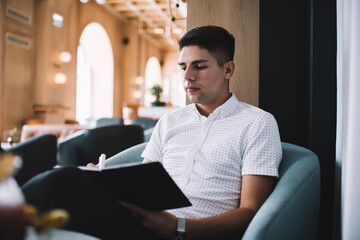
[150, 85, 166, 106]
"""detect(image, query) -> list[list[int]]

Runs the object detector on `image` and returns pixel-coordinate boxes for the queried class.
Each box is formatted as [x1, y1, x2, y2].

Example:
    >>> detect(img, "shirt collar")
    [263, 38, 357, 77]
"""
[192, 92, 239, 121]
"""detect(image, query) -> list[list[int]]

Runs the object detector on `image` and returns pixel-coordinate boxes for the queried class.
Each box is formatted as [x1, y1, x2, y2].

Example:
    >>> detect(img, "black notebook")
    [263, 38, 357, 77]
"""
[79, 162, 191, 211]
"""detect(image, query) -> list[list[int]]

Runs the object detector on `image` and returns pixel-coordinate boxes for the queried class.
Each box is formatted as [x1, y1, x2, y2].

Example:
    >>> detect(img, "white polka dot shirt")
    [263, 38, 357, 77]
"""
[142, 93, 282, 218]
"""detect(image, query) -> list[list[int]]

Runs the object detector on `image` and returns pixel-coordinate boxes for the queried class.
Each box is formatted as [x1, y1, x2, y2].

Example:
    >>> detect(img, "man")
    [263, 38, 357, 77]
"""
[121, 25, 282, 239]
[22, 25, 282, 240]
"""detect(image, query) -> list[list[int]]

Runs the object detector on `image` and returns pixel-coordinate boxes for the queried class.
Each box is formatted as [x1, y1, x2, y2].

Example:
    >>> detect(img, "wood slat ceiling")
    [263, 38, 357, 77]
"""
[104, 0, 187, 50]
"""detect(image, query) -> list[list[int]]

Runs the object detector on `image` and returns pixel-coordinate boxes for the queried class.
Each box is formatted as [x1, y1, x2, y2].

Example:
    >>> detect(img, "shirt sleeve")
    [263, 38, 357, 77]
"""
[141, 118, 164, 163]
[241, 112, 282, 177]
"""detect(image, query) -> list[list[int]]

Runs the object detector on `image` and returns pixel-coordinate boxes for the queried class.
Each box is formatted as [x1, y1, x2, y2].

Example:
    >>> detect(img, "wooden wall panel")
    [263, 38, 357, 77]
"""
[33, 0, 50, 106]
[63, 1, 79, 119]
[33, 0, 77, 121]
[187, 0, 259, 106]
[5, 0, 33, 15]
[162, 50, 179, 79]
[122, 19, 140, 106]
[0, 0, 35, 139]
[3, 41, 34, 129]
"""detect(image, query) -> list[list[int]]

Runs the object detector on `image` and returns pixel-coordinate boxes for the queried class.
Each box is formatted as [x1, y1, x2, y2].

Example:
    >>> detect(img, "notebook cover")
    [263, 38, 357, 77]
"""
[79, 162, 191, 211]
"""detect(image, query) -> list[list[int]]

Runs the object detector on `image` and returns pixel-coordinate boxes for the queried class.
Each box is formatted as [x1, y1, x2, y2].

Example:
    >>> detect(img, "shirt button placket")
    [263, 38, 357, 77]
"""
[183, 123, 204, 188]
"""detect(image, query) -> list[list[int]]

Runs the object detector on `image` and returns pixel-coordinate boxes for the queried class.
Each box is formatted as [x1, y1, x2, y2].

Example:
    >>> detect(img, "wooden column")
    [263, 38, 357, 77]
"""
[187, 0, 259, 106]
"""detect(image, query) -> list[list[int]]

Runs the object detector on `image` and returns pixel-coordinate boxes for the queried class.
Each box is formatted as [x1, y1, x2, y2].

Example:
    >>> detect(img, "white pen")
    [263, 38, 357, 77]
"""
[98, 153, 106, 170]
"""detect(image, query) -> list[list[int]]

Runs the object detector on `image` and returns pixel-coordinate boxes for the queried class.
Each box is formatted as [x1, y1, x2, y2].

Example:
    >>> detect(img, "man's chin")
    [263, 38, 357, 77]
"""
[187, 94, 198, 103]
[188, 96, 203, 105]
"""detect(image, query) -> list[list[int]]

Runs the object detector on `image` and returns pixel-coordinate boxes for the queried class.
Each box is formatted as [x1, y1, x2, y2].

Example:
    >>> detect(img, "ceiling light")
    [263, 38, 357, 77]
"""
[172, 28, 183, 35]
[80, 0, 89, 3]
[153, 28, 165, 34]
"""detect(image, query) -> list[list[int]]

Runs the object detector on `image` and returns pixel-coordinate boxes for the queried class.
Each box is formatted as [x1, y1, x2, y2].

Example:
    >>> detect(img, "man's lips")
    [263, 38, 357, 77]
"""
[186, 86, 200, 93]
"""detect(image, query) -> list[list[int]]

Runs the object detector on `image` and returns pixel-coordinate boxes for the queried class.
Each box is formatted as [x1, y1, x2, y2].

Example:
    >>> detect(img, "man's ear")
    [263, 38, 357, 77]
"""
[224, 61, 235, 80]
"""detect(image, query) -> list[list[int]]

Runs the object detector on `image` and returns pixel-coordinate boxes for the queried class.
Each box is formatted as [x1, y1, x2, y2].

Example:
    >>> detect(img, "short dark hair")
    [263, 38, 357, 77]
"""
[178, 25, 235, 66]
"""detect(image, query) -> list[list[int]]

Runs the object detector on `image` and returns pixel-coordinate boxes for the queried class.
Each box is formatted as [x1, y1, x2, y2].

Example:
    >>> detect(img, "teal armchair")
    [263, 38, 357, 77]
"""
[242, 143, 320, 240]
[27, 142, 319, 239]
[105, 142, 320, 240]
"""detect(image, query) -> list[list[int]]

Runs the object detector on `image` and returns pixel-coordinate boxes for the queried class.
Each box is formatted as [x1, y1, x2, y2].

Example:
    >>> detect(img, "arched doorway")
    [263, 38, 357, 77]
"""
[144, 57, 162, 107]
[76, 22, 114, 124]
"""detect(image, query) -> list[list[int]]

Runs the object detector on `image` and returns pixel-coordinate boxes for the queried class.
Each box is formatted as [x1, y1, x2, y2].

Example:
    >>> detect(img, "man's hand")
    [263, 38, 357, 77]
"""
[86, 163, 98, 168]
[87, 154, 106, 168]
[120, 202, 177, 239]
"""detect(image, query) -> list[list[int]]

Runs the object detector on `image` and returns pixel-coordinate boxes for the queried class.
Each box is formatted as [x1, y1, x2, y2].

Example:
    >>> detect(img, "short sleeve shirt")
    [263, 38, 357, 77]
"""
[142, 93, 282, 218]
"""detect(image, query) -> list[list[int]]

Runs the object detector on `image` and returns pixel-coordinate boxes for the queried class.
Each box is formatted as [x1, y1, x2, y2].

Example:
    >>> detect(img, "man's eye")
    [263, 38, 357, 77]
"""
[195, 65, 207, 70]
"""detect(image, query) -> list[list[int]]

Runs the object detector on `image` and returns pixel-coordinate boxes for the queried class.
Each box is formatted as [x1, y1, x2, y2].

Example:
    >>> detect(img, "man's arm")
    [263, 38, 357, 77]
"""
[122, 174, 276, 240]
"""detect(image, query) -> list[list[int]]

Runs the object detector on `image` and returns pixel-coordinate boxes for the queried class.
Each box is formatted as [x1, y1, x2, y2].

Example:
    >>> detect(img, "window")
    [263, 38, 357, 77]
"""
[76, 23, 114, 124]
[144, 57, 162, 106]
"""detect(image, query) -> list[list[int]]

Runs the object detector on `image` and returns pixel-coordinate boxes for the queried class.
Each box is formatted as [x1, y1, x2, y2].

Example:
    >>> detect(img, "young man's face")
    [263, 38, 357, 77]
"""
[178, 45, 233, 113]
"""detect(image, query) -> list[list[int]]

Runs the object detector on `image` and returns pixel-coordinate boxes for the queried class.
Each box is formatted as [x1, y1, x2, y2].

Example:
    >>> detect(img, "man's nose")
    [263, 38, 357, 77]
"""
[183, 67, 195, 81]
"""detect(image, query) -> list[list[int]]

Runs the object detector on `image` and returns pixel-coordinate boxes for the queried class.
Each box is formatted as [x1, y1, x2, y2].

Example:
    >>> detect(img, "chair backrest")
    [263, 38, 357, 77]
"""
[105, 142, 148, 167]
[143, 127, 155, 142]
[95, 118, 123, 127]
[58, 125, 144, 166]
[132, 118, 158, 130]
[242, 142, 320, 240]
[4, 134, 57, 186]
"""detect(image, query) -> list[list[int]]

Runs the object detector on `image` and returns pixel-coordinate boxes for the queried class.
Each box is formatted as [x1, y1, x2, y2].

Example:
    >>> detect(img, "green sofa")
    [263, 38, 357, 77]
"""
[105, 142, 320, 240]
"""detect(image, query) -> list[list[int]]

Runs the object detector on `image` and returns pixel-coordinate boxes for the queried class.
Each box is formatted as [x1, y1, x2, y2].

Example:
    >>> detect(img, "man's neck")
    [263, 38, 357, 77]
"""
[196, 92, 231, 117]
